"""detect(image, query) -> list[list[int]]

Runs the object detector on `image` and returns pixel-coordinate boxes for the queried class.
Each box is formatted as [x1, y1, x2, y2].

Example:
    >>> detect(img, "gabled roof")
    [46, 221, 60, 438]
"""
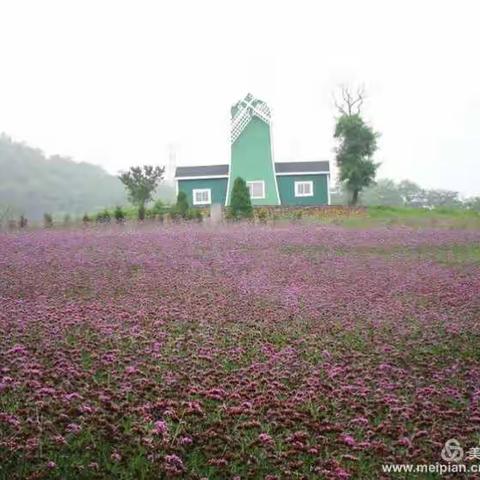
[274, 161, 330, 173]
[175, 161, 330, 179]
[175, 165, 229, 178]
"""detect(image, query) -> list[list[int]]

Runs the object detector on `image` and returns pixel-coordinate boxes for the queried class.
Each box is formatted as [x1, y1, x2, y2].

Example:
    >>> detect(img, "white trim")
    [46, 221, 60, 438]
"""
[225, 171, 232, 207]
[327, 174, 331, 205]
[175, 175, 228, 180]
[275, 171, 330, 176]
[246, 180, 266, 199]
[294, 181, 314, 197]
[192, 188, 212, 205]
[269, 112, 282, 205]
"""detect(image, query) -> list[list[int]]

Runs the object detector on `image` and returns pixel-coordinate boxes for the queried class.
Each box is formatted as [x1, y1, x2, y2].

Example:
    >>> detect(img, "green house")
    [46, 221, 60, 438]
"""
[175, 94, 330, 207]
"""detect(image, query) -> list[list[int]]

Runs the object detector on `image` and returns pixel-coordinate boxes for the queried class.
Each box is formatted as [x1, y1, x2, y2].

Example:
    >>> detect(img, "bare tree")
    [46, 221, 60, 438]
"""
[334, 85, 365, 116]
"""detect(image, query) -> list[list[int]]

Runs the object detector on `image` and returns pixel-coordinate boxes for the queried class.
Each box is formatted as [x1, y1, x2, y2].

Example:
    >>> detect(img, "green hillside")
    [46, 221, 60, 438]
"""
[0, 134, 174, 220]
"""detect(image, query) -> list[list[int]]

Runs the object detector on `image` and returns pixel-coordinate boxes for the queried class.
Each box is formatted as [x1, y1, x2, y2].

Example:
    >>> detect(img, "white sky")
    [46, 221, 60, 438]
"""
[1, 0, 479, 195]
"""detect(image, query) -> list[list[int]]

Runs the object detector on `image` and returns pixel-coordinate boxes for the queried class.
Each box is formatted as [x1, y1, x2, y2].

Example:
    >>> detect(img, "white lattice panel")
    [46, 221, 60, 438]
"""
[231, 94, 271, 144]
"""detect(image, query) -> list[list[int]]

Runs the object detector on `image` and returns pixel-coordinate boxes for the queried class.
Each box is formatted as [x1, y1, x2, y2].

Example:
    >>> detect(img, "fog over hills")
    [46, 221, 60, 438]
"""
[0, 134, 175, 220]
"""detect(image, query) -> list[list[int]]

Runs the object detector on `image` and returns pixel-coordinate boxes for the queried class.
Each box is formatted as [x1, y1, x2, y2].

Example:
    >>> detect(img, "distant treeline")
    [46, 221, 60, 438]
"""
[0, 134, 175, 221]
[331, 178, 480, 210]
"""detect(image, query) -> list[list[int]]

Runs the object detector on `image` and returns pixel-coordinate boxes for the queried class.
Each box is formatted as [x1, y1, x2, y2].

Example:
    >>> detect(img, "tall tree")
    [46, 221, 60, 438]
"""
[119, 165, 165, 220]
[230, 177, 253, 220]
[334, 87, 380, 205]
[174, 191, 189, 219]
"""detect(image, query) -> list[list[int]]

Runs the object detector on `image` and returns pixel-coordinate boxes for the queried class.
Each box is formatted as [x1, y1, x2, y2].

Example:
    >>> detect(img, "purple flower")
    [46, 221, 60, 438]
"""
[152, 420, 168, 435]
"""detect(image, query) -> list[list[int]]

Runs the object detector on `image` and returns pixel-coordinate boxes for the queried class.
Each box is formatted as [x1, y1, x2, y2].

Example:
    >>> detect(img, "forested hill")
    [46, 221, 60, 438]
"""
[0, 134, 174, 220]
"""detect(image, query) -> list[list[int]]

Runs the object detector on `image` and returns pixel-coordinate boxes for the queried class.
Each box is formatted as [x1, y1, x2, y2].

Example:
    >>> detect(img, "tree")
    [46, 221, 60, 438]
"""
[174, 191, 189, 219]
[397, 180, 426, 207]
[334, 87, 379, 205]
[465, 197, 480, 211]
[424, 189, 462, 208]
[119, 165, 165, 220]
[230, 177, 253, 219]
[360, 179, 404, 206]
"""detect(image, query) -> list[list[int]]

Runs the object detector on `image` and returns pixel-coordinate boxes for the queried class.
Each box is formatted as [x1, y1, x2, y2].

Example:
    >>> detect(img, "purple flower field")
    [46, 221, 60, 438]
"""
[1, 224, 480, 479]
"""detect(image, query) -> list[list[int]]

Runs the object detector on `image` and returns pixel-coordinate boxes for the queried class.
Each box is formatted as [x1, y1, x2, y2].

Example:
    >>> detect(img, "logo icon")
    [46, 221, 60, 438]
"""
[441, 438, 464, 463]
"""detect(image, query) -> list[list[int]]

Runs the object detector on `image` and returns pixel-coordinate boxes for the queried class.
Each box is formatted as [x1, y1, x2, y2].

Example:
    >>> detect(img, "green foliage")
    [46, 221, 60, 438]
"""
[332, 177, 466, 209]
[113, 206, 125, 223]
[292, 210, 303, 221]
[334, 114, 379, 205]
[168, 193, 203, 222]
[151, 199, 168, 216]
[465, 197, 480, 211]
[96, 209, 111, 223]
[119, 165, 165, 220]
[360, 179, 404, 206]
[0, 133, 129, 220]
[397, 179, 425, 207]
[190, 208, 203, 222]
[256, 208, 268, 223]
[338, 205, 480, 229]
[174, 191, 189, 219]
[229, 177, 253, 220]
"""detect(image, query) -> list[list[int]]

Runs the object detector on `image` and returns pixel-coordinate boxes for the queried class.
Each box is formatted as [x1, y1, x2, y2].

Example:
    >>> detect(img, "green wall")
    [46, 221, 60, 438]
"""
[178, 175, 329, 207]
[276, 174, 329, 206]
[178, 178, 228, 207]
[227, 116, 280, 206]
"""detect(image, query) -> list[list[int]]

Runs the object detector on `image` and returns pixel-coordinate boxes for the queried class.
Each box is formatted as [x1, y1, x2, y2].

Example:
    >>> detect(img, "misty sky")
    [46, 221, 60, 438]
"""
[1, 0, 479, 195]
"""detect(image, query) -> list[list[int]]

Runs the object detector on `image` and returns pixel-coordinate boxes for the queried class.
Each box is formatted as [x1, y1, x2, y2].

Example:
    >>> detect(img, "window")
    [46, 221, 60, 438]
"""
[192, 188, 211, 205]
[246, 180, 265, 199]
[295, 181, 313, 197]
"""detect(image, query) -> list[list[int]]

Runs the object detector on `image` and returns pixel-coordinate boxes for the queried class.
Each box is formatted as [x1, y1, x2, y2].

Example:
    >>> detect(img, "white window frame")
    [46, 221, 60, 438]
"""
[246, 180, 266, 199]
[294, 181, 314, 197]
[192, 188, 211, 205]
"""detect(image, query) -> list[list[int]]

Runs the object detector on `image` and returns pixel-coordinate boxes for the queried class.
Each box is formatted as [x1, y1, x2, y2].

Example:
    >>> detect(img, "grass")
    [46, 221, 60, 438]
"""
[348, 206, 480, 229]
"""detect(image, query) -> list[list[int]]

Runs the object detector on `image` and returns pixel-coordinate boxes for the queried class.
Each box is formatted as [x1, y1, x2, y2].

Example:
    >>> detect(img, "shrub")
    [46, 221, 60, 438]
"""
[190, 208, 203, 222]
[229, 177, 253, 220]
[114, 206, 126, 224]
[96, 209, 111, 224]
[256, 208, 268, 223]
[151, 199, 168, 216]
[174, 192, 189, 220]
[292, 210, 303, 221]
[144, 208, 156, 220]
